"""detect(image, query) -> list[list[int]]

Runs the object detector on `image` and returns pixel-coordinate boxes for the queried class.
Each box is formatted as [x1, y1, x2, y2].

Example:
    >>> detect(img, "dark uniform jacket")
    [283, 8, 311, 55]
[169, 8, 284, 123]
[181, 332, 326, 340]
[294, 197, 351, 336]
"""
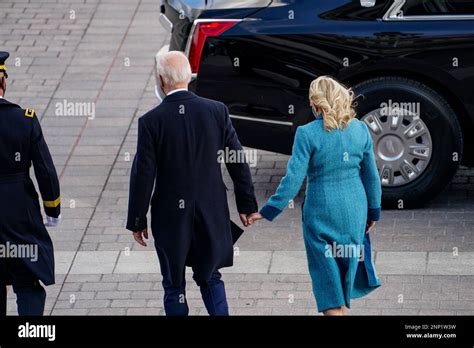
[0, 98, 60, 286]
[127, 91, 257, 285]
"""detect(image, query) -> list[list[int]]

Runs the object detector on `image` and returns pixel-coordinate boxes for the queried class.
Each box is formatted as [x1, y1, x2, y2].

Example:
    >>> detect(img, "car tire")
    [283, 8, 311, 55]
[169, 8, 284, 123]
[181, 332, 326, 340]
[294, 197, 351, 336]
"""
[353, 76, 463, 208]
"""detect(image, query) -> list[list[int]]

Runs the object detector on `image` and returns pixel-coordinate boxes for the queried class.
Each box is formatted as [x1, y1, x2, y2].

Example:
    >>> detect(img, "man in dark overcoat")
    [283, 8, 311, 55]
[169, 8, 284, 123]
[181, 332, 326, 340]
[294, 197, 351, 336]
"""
[127, 51, 258, 316]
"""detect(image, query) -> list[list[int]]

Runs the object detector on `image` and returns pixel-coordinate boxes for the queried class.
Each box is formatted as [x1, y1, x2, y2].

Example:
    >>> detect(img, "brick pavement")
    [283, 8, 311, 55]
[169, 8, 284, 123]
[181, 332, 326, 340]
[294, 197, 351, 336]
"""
[1, 0, 473, 316]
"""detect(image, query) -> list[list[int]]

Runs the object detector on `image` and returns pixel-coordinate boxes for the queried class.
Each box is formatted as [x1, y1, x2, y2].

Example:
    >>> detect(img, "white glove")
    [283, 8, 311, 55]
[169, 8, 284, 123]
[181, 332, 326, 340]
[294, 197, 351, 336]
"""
[45, 215, 61, 227]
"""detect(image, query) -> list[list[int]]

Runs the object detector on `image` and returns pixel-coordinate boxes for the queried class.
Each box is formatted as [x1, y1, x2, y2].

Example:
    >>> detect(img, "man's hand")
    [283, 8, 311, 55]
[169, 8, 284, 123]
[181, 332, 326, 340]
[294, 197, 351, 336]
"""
[239, 213, 251, 227]
[366, 220, 376, 234]
[133, 228, 149, 247]
[247, 212, 263, 225]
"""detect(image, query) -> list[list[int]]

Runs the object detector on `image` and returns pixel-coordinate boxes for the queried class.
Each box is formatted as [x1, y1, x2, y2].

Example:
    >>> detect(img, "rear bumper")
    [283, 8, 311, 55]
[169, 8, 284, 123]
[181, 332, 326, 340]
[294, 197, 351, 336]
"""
[159, 12, 173, 32]
[154, 83, 164, 102]
[155, 12, 198, 102]
[154, 13, 173, 103]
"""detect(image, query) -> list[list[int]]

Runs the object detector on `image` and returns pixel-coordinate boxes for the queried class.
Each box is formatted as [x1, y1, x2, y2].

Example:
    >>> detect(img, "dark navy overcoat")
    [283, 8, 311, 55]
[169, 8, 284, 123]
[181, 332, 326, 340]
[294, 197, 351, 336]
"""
[0, 98, 60, 286]
[127, 91, 257, 285]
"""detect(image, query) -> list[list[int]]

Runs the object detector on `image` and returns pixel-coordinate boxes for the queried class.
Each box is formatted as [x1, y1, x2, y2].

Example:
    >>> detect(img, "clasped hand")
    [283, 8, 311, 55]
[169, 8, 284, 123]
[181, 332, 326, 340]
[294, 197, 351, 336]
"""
[239, 212, 263, 227]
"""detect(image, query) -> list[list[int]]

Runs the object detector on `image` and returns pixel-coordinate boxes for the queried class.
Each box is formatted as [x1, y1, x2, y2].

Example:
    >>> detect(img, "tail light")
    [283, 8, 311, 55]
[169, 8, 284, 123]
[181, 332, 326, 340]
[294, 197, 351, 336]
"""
[187, 20, 239, 75]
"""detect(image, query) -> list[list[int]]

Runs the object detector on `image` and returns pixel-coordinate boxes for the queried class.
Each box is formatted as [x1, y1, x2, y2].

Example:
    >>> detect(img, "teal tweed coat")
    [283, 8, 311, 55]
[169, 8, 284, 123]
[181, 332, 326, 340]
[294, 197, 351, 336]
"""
[260, 115, 382, 312]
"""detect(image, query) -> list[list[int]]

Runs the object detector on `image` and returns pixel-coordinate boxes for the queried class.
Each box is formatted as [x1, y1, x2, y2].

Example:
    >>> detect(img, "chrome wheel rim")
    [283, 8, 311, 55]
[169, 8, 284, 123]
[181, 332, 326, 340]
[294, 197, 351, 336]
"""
[361, 107, 433, 187]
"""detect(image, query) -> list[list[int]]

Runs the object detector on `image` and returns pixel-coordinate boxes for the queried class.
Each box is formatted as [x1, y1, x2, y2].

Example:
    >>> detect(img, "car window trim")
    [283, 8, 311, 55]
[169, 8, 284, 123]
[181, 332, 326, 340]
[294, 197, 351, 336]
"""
[230, 114, 294, 126]
[383, 0, 474, 21]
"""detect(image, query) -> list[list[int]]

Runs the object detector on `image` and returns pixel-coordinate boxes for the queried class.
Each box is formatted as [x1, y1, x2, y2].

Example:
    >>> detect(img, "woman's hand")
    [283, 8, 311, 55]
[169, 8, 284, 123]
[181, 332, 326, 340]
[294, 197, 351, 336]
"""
[365, 220, 376, 234]
[248, 212, 263, 225]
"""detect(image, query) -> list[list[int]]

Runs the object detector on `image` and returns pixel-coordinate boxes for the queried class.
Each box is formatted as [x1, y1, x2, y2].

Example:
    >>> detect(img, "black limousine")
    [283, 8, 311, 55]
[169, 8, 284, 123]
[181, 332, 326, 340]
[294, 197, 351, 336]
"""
[155, 0, 474, 208]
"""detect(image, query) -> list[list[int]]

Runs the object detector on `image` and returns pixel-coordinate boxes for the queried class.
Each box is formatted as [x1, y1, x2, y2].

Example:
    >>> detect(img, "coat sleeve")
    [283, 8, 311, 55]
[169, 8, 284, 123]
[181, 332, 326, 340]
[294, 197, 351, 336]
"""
[126, 117, 157, 232]
[31, 114, 61, 218]
[360, 124, 382, 221]
[222, 104, 258, 214]
[260, 127, 311, 221]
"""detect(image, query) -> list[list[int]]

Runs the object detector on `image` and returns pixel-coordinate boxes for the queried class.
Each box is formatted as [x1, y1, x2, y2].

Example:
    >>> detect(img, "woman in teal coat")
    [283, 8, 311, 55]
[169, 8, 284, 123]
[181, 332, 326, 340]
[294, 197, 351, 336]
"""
[250, 76, 382, 315]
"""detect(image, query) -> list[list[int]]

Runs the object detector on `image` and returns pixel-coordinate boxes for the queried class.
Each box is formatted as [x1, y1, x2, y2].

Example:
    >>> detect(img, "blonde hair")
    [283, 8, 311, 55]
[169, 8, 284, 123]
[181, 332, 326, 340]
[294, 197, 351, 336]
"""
[309, 76, 356, 131]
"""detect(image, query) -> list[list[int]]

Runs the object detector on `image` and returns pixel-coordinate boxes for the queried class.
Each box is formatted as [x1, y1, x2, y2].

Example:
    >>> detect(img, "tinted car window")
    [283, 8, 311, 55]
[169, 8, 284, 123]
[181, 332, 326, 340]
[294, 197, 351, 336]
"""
[321, 0, 393, 20]
[402, 0, 474, 16]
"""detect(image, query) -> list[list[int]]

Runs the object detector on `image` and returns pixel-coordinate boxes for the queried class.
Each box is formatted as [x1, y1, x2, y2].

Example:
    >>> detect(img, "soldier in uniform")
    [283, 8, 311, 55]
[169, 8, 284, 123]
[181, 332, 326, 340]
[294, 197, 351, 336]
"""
[0, 51, 61, 316]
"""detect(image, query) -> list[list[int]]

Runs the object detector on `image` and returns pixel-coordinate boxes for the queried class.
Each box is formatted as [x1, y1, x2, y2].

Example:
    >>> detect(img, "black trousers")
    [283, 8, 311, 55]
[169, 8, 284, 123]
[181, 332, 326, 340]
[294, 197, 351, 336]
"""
[0, 282, 46, 316]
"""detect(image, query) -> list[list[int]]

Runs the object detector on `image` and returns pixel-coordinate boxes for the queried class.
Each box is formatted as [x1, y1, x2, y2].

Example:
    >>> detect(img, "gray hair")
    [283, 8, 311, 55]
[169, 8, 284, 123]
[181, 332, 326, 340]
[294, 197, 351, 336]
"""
[155, 50, 192, 87]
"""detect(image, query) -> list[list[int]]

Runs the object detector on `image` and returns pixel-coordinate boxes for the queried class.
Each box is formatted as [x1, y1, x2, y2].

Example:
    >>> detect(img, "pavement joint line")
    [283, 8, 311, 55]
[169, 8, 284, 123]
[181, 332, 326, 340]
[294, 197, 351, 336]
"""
[36, 0, 103, 315]
[51, 85, 147, 308]
[425, 251, 429, 273]
[51, 0, 145, 313]
[38, 2, 99, 123]
[58, 0, 142, 180]
[267, 250, 274, 274]
[111, 246, 124, 275]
